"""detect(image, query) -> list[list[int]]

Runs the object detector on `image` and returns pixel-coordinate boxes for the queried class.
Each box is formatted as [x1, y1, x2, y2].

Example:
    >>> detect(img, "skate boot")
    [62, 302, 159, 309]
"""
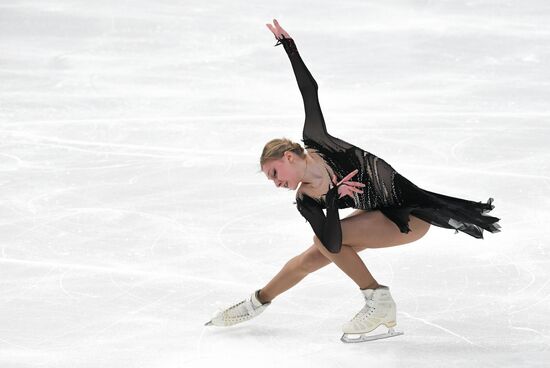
[204, 289, 271, 327]
[340, 285, 404, 343]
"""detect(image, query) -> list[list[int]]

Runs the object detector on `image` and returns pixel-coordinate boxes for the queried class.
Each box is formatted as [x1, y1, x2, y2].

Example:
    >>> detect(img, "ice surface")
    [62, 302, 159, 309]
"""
[1, 0, 549, 367]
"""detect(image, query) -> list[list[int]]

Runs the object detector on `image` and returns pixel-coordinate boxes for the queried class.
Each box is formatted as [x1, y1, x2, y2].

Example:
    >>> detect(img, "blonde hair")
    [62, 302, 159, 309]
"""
[258, 137, 306, 173]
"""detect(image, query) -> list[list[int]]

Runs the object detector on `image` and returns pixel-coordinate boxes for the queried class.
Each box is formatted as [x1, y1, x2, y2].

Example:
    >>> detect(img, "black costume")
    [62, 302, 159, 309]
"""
[274, 35, 501, 254]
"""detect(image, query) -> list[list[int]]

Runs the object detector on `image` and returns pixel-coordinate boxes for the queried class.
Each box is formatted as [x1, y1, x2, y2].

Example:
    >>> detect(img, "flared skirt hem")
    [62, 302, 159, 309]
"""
[379, 174, 502, 239]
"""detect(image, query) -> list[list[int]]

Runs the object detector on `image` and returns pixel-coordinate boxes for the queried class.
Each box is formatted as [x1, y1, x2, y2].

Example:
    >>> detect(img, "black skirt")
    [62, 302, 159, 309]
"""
[379, 173, 502, 239]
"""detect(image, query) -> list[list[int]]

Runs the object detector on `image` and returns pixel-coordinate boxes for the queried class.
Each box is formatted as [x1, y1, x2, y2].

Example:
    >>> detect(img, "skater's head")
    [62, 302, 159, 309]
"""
[259, 138, 307, 191]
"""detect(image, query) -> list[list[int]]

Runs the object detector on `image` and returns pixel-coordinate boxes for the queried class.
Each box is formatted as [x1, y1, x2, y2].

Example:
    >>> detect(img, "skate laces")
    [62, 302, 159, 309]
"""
[351, 298, 376, 321]
[219, 297, 257, 319]
[225, 299, 246, 312]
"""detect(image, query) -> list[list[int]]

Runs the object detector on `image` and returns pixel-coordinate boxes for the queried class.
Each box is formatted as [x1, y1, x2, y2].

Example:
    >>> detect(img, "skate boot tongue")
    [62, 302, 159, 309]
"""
[360, 285, 389, 300]
[360, 289, 375, 300]
[251, 289, 267, 308]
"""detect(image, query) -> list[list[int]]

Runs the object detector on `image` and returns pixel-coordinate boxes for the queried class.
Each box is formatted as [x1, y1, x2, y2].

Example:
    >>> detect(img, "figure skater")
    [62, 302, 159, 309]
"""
[205, 19, 501, 343]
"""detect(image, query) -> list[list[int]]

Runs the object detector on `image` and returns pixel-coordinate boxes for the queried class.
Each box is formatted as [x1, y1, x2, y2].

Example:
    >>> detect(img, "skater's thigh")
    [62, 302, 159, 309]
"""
[338, 210, 430, 250]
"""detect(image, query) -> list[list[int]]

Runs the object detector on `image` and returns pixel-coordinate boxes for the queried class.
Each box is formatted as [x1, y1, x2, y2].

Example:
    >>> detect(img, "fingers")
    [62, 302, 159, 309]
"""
[269, 19, 290, 38]
[274, 19, 283, 32]
[338, 187, 363, 199]
[344, 185, 364, 193]
[266, 24, 277, 37]
[266, 19, 281, 31]
[346, 181, 366, 187]
[334, 172, 366, 186]
[331, 169, 367, 200]
[337, 169, 359, 186]
[344, 169, 359, 181]
[348, 187, 364, 197]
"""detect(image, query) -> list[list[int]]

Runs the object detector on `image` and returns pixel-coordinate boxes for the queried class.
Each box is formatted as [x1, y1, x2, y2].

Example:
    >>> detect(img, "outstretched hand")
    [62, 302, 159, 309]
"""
[330, 169, 366, 199]
[266, 19, 291, 40]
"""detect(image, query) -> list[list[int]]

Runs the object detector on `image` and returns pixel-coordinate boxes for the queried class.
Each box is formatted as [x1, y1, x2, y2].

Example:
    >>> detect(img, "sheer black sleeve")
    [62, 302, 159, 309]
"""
[295, 184, 342, 254]
[274, 35, 355, 152]
[274, 35, 324, 141]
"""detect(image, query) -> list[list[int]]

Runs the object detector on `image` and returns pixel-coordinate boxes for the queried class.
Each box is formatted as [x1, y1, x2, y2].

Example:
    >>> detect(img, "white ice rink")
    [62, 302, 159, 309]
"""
[1, 0, 549, 367]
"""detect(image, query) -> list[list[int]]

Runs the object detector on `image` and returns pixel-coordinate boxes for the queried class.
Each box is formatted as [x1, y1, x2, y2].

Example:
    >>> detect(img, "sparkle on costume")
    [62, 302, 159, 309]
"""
[274, 34, 501, 254]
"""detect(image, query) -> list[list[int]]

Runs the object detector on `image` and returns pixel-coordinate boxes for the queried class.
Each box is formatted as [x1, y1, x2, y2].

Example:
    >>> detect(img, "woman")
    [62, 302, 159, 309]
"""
[205, 19, 501, 343]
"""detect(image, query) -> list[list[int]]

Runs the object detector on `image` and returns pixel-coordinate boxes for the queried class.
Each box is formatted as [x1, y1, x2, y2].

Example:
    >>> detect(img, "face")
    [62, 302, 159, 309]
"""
[262, 152, 302, 190]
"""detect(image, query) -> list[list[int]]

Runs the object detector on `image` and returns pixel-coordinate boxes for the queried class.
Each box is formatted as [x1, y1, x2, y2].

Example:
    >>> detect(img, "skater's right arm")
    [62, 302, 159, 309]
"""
[295, 186, 343, 254]
[294, 168, 362, 254]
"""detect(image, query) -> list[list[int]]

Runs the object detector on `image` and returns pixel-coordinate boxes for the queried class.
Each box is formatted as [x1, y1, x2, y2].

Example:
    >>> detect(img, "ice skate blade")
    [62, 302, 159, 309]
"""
[340, 327, 404, 343]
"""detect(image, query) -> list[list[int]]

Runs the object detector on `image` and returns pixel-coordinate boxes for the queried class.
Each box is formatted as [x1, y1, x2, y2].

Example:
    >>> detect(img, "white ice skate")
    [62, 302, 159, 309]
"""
[341, 285, 404, 343]
[204, 289, 271, 327]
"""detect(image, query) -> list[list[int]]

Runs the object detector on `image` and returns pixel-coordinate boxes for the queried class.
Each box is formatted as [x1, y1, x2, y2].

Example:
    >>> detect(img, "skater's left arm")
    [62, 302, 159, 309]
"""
[267, 19, 356, 151]
[267, 19, 332, 144]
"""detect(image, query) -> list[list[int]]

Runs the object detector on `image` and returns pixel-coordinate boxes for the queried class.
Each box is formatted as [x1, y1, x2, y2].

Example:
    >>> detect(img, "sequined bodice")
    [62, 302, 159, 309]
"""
[304, 141, 404, 211]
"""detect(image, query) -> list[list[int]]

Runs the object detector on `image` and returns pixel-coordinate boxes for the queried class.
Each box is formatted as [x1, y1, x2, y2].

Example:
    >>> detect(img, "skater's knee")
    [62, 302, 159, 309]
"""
[296, 245, 331, 274]
[312, 235, 325, 253]
[312, 234, 322, 246]
[313, 236, 335, 257]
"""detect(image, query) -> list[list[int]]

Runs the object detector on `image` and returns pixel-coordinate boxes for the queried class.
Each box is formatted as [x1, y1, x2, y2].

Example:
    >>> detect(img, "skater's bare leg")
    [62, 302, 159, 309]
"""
[313, 239, 379, 290]
[257, 253, 326, 303]
[258, 210, 364, 303]
[258, 211, 430, 304]
[313, 211, 430, 290]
